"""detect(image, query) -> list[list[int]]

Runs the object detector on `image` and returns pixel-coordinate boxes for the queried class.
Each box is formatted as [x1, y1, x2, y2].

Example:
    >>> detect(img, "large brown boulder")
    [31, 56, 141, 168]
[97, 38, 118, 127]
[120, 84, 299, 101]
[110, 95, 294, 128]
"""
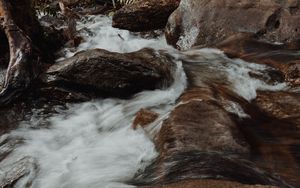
[141, 179, 278, 188]
[132, 41, 297, 187]
[41, 48, 175, 99]
[112, 0, 180, 32]
[156, 97, 249, 157]
[136, 150, 290, 187]
[166, 0, 300, 49]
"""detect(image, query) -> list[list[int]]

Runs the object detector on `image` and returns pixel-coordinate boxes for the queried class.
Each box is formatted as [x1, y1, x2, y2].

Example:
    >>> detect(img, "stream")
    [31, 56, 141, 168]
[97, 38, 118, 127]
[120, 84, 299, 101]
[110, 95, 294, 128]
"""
[0, 15, 298, 188]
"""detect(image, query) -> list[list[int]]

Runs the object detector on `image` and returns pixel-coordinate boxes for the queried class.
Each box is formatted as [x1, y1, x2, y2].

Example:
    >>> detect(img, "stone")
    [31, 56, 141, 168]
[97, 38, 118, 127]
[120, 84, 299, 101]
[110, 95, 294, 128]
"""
[166, 0, 300, 49]
[216, 33, 300, 87]
[133, 108, 159, 130]
[156, 99, 249, 157]
[135, 151, 290, 187]
[42, 48, 175, 99]
[112, 0, 180, 32]
[140, 179, 278, 188]
[255, 91, 300, 123]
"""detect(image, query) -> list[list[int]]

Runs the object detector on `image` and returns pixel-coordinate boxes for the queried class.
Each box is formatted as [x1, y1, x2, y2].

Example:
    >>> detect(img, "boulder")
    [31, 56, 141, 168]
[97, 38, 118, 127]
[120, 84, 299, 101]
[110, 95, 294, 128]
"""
[255, 91, 300, 124]
[141, 179, 278, 188]
[236, 89, 300, 187]
[166, 0, 300, 49]
[112, 0, 180, 32]
[136, 151, 290, 187]
[132, 45, 295, 187]
[42, 48, 175, 99]
[156, 98, 249, 157]
[217, 33, 300, 87]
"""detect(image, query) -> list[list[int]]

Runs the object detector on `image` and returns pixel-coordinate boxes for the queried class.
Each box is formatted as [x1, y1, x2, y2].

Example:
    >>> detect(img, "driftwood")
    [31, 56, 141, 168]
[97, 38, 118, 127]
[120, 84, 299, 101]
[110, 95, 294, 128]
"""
[0, 0, 47, 105]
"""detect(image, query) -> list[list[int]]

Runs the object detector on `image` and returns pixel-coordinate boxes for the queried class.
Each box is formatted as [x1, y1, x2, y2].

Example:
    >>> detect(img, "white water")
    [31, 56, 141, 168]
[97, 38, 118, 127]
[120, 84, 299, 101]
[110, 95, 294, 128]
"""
[0, 14, 290, 188]
[180, 48, 287, 101]
[60, 15, 170, 59]
[0, 15, 187, 188]
[0, 62, 186, 188]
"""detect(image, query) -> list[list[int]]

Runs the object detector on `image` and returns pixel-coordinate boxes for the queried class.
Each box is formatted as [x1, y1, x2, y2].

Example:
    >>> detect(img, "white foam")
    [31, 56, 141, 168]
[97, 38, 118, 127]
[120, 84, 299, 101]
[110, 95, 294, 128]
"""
[178, 48, 288, 101]
[60, 15, 171, 59]
[225, 58, 287, 101]
[0, 60, 187, 188]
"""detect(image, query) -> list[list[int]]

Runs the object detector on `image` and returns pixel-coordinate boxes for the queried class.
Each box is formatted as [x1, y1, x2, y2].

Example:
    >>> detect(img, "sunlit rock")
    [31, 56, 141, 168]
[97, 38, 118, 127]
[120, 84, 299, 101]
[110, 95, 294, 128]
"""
[166, 0, 300, 49]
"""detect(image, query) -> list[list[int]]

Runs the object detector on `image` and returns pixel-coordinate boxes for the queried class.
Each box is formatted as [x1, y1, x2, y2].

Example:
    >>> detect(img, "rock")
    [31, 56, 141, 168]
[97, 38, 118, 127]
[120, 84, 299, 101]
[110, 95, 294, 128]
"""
[112, 0, 180, 32]
[136, 151, 290, 187]
[141, 179, 278, 188]
[0, 157, 38, 187]
[236, 89, 300, 187]
[133, 108, 159, 130]
[156, 98, 249, 157]
[133, 46, 295, 187]
[255, 91, 300, 124]
[166, 0, 300, 49]
[216, 33, 300, 87]
[61, 0, 80, 6]
[42, 48, 175, 99]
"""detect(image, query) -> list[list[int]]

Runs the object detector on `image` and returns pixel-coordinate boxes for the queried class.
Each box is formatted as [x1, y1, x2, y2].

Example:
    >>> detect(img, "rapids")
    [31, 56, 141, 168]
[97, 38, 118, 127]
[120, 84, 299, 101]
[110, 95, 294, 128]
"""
[0, 15, 291, 188]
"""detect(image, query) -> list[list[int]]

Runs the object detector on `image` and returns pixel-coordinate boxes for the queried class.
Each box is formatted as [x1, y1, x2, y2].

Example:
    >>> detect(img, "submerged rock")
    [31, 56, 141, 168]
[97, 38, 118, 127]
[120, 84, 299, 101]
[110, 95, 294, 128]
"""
[217, 33, 300, 87]
[112, 0, 180, 32]
[133, 108, 159, 130]
[42, 48, 175, 99]
[166, 0, 300, 49]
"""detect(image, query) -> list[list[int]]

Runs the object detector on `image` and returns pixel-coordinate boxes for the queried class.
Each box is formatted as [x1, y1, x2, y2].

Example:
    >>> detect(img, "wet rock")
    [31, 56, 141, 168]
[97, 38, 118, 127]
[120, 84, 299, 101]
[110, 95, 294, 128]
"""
[112, 0, 180, 32]
[156, 99, 249, 157]
[166, 0, 300, 49]
[136, 151, 290, 187]
[43, 25, 68, 55]
[42, 48, 175, 99]
[255, 91, 300, 124]
[0, 157, 38, 187]
[133, 108, 159, 130]
[0, 28, 9, 89]
[61, 0, 80, 6]
[141, 179, 278, 188]
[0, 138, 21, 162]
[237, 90, 300, 187]
[217, 33, 300, 87]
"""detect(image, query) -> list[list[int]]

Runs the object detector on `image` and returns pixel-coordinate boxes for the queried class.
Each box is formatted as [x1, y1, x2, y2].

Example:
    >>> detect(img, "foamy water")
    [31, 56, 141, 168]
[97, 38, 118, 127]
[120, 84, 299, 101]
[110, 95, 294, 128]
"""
[60, 15, 170, 59]
[179, 48, 287, 101]
[0, 14, 290, 188]
[0, 60, 187, 188]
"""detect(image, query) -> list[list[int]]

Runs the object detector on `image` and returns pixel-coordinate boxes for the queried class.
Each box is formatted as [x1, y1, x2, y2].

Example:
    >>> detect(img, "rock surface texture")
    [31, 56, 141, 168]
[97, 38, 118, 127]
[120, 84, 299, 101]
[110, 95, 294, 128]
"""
[112, 0, 180, 31]
[42, 48, 175, 99]
[166, 0, 300, 49]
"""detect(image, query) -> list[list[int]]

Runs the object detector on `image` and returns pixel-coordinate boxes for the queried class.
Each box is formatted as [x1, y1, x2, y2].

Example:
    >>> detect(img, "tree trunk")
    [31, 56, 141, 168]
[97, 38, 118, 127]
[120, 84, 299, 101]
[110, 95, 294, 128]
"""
[0, 0, 49, 105]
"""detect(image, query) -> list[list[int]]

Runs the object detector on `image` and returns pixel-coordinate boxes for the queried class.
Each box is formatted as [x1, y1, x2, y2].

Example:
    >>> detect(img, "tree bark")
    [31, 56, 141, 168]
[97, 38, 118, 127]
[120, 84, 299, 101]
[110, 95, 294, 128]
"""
[0, 0, 48, 105]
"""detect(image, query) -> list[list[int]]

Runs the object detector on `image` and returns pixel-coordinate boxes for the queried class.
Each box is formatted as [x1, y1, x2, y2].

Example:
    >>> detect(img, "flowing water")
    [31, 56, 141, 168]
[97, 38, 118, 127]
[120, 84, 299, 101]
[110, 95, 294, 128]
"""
[0, 15, 292, 188]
